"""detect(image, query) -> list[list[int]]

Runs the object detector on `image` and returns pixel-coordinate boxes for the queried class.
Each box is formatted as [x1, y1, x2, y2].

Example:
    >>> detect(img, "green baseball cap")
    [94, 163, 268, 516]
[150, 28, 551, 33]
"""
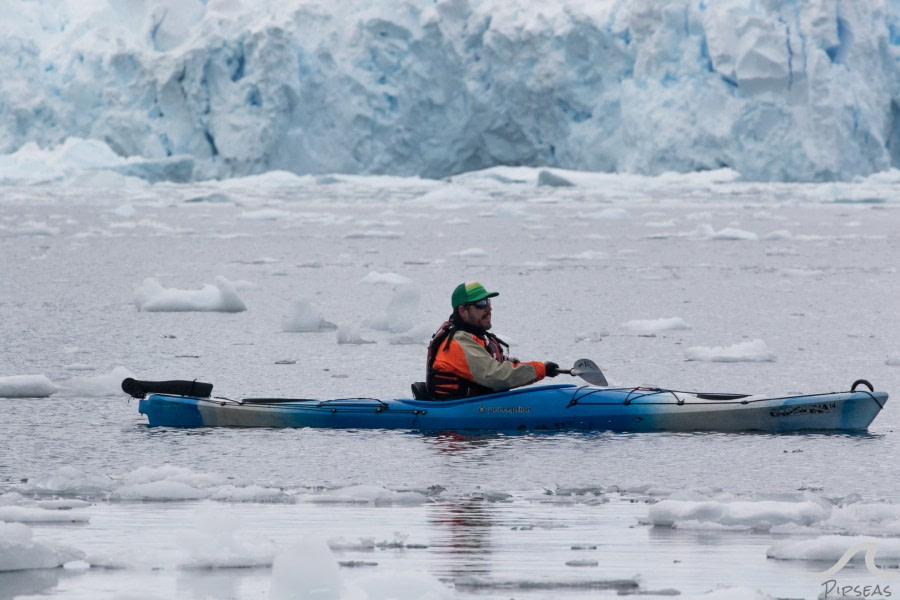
[451, 282, 499, 308]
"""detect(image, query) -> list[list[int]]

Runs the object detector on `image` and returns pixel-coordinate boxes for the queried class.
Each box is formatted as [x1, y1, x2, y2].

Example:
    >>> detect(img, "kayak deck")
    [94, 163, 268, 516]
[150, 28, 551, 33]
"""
[135, 383, 888, 432]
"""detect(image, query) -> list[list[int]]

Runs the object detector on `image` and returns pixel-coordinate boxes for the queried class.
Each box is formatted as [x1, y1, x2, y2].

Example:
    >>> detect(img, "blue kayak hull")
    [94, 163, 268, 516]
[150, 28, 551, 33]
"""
[138, 384, 888, 432]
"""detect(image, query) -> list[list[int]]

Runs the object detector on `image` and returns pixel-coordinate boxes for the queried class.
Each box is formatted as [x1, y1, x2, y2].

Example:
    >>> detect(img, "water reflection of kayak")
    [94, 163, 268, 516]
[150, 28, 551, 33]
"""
[122, 377, 887, 433]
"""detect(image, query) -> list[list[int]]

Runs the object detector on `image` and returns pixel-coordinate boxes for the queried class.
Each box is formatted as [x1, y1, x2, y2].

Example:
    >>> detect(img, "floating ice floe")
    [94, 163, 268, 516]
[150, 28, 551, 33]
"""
[14, 465, 295, 503]
[0, 221, 60, 236]
[764, 246, 798, 256]
[622, 317, 691, 333]
[0, 374, 56, 398]
[763, 229, 793, 240]
[343, 229, 404, 239]
[210, 485, 294, 503]
[119, 469, 286, 503]
[34, 499, 91, 510]
[690, 223, 759, 241]
[417, 185, 488, 206]
[580, 208, 631, 220]
[270, 536, 449, 600]
[488, 203, 529, 218]
[780, 268, 825, 278]
[547, 250, 607, 261]
[15, 466, 115, 497]
[133, 276, 247, 312]
[115, 480, 209, 501]
[574, 331, 608, 343]
[0, 522, 84, 572]
[685, 339, 776, 362]
[646, 491, 900, 538]
[129, 218, 194, 235]
[454, 575, 640, 593]
[300, 485, 428, 506]
[238, 208, 292, 221]
[281, 298, 337, 332]
[451, 247, 488, 257]
[766, 535, 900, 565]
[649, 498, 829, 530]
[109, 204, 137, 217]
[327, 533, 414, 551]
[0, 506, 90, 523]
[360, 271, 412, 286]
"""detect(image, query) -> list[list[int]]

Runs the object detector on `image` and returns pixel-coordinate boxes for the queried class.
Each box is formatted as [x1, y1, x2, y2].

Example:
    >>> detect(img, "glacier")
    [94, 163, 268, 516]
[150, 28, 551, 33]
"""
[3, 0, 900, 182]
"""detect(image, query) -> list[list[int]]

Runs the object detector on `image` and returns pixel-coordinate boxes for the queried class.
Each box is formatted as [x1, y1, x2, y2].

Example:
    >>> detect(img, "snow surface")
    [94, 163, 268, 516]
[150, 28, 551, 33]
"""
[4, 1, 900, 182]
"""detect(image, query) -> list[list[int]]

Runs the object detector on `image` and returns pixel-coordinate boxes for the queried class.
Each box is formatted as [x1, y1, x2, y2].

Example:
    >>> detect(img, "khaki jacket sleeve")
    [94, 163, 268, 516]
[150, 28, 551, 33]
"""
[454, 332, 546, 391]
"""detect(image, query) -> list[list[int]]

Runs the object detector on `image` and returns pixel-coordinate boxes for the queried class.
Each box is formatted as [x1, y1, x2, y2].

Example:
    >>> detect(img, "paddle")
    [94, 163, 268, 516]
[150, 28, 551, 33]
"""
[558, 358, 608, 386]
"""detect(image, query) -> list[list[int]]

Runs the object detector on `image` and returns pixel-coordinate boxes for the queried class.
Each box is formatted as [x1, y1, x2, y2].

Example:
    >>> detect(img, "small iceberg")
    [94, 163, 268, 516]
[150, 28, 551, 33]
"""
[0, 522, 84, 572]
[623, 317, 691, 333]
[281, 298, 336, 332]
[133, 276, 247, 312]
[0, 375, 56, 398]
[685, 339, 776, 363]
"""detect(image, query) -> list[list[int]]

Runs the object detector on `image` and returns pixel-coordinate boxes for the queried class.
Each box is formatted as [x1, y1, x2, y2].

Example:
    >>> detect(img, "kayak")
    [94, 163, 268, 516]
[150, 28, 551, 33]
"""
[122, 378, 887, 432]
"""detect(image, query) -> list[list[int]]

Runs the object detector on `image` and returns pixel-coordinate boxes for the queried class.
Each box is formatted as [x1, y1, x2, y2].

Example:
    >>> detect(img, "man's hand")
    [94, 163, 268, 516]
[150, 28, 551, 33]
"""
[544, 362, 560, 377]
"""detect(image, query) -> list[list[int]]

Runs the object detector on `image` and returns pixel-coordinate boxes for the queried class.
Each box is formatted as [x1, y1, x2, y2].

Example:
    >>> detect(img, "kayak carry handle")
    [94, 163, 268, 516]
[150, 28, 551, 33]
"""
[851, 379, 874, 392]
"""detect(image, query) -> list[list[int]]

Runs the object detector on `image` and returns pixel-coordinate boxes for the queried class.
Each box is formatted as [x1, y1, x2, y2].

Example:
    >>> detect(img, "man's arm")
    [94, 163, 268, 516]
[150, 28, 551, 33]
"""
[455, 333, 546, 390]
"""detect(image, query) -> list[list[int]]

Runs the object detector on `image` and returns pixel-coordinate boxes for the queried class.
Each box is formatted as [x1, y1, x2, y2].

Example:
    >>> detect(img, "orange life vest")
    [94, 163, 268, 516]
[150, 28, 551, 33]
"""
[426, 319, 508, 400]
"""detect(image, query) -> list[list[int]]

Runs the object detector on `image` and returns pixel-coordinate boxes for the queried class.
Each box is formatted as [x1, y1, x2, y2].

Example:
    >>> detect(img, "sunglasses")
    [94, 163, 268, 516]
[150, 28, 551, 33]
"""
[466, 298, 491, 309]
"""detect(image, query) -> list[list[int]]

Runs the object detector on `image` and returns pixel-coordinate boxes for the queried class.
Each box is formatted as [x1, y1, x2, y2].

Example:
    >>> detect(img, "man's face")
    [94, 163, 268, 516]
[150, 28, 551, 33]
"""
[458, 298, 492, 330]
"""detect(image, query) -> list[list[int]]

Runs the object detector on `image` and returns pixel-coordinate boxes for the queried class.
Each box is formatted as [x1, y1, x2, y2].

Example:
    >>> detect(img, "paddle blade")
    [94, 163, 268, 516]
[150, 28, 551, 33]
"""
[571, 358, 608, 386]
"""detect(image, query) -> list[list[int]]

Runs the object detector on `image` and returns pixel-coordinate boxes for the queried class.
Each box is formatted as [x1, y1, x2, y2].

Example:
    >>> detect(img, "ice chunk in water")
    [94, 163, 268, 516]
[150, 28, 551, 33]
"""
[270, 537, 342, 600]
[0, 375, 56, 398]
[0, 522, 84, 572]
[282, 298, 337, 332]
[133, 276, 247, 312]
[685, 339, 776, 363]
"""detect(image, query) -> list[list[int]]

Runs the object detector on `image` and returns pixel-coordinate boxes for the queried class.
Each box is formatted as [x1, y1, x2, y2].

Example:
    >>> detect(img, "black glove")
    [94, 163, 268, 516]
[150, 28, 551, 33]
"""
[544, 361, 560, 377]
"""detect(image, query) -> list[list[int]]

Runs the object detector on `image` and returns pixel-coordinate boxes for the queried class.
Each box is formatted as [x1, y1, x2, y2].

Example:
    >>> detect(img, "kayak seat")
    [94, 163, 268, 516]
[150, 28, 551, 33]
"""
[411, 382, 429, 400]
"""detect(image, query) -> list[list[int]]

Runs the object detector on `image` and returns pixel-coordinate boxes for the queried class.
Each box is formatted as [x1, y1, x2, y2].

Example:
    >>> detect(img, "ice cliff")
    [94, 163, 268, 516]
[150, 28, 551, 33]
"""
[4, 0, 900, 182]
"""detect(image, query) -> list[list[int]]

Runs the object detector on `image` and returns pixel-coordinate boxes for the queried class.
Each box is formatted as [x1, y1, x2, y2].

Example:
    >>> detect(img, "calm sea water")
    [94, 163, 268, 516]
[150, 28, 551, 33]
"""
[2, 179, 899, 599]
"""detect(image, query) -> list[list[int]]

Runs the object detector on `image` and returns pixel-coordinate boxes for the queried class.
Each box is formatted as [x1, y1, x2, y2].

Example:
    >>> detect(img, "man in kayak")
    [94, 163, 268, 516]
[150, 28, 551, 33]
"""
[416, 282, 559, 400]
